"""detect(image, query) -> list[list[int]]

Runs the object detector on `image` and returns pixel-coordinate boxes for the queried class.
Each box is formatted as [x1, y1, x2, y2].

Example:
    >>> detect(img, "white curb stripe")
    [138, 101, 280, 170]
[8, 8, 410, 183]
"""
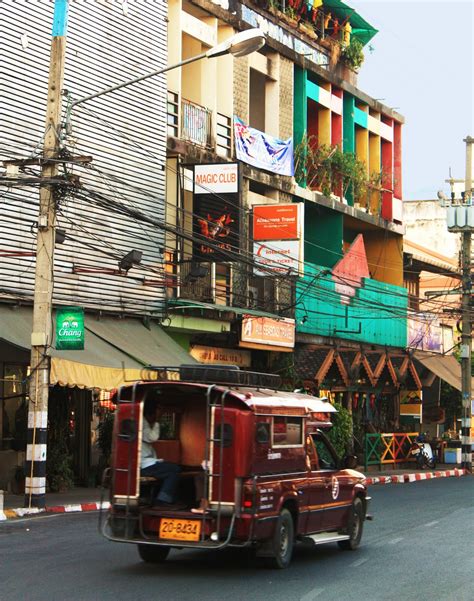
[63, 504, 83, 512]
[14, 507, 43, 517]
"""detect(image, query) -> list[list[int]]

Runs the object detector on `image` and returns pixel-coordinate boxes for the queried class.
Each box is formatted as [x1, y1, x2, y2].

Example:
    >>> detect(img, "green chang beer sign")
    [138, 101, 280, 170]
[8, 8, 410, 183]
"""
[56, 307, 85, 350]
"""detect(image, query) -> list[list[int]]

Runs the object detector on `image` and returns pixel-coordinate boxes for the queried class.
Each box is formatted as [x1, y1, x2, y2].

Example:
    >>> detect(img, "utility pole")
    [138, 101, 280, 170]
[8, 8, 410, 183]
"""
[26, 0, 69, 508]
[460, 136, 473, 471]
[21, 20, 262, 508]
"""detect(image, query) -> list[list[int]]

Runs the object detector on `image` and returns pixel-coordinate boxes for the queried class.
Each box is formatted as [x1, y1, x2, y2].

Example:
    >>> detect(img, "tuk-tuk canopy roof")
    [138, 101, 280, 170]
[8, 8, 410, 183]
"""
[123, 381, 337, 417]
[234, 389, 337, 416]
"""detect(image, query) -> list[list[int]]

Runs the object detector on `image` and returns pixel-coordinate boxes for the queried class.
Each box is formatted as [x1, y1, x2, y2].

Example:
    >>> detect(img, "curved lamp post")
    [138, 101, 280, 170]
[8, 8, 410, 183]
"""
[72, 28, 266, 107]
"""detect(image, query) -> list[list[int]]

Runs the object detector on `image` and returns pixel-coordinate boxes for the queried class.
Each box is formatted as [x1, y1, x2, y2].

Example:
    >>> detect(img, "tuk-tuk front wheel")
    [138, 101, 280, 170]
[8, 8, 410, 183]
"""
[137, 543, 170, 563]
[266, 508, 294, 569]
[338, 497, 364, 551]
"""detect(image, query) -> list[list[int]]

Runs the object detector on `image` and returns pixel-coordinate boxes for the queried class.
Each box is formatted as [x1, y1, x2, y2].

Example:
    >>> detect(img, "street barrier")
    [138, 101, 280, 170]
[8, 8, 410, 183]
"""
[364, 432, 418, 470]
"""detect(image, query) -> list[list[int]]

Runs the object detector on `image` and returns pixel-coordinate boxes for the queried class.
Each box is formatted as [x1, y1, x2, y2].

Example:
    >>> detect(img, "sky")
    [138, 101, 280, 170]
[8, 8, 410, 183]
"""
[347, 0, 474, 200]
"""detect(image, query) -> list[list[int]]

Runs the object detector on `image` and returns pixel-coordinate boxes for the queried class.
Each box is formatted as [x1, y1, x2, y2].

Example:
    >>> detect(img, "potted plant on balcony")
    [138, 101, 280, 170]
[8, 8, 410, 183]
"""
[341, 38, 365, 72]
[265, 0, 280, 17]
[299, 19, 317, 40]
[283, 5, 300, 27]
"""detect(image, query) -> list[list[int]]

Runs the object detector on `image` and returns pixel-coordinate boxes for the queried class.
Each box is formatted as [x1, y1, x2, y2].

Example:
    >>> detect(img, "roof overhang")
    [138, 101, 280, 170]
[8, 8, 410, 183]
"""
[0, 304, 195, 390]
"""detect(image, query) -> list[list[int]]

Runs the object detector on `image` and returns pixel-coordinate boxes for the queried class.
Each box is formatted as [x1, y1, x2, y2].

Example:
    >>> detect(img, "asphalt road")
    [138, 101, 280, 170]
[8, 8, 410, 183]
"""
[1, 477, 474, 601]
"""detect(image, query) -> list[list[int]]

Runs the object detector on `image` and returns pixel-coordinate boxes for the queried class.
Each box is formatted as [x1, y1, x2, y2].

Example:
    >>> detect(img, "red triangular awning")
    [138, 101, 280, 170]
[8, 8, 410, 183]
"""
[332, 234, 369, 304]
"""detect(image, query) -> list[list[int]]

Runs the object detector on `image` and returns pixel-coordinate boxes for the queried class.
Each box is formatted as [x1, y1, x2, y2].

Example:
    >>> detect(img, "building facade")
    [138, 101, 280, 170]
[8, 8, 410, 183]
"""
[0, 1, 194, 491]
[162, 0, 418, 444]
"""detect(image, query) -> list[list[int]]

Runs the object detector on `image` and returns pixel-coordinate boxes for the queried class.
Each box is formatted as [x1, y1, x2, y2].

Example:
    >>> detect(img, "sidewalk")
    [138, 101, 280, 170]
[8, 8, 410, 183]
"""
[0, 487, 109, 521]
[0, 465, 469, 521]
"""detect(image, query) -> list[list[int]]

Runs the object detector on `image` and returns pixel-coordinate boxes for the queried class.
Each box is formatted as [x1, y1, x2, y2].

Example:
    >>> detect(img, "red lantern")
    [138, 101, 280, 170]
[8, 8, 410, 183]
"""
[353, 392, 359, 409]
[370, 393, 376, 410]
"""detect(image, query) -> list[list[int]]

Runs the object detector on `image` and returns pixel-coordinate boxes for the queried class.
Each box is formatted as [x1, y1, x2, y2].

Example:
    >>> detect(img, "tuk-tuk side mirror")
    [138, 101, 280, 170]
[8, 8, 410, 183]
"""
[342, 454, 358, 469]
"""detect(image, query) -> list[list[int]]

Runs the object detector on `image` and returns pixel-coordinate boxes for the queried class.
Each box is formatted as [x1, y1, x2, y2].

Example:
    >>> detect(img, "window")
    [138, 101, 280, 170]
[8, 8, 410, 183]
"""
[249, 69, 266, 132]
[216, 113, 232, 158]
[248, 276, 276, 313]
[256, 422, 270, 444]
[164, 251, 177, 300]
[272, 416, 303, 447]
[214, 263, 232, 305]
[312, 434, 337, 470]
[167, 91, 179, 138]
[159, 412, 178, 440]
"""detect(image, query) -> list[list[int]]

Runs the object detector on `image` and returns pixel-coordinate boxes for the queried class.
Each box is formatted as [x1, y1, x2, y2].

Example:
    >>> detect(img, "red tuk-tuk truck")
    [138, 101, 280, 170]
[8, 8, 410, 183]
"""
[102, 366, 371, 569]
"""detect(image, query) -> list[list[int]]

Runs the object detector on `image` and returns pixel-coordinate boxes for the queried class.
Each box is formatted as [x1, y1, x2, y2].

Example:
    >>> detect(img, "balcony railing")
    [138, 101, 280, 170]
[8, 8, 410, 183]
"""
[178, 260, 214, 302]
[181, 98, 212, 148]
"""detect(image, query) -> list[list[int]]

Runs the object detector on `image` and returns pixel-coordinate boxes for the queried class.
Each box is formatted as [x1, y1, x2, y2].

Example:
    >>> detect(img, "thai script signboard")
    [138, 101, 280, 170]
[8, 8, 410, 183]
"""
[240, 316, 295, 350]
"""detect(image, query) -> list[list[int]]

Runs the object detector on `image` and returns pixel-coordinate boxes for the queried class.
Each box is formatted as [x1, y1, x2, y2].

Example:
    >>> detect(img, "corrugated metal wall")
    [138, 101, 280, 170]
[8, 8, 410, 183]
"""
[296, 264, 408, 347]
[0, 0, 167, 315]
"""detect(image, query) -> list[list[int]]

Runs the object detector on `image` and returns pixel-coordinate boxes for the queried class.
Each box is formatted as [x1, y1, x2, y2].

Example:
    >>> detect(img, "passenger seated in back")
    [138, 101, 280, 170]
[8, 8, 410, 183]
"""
[141, 398, 183, 509]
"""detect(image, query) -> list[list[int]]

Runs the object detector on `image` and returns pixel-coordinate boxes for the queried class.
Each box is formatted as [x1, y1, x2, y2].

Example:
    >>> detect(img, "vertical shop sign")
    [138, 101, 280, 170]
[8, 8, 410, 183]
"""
[55, 307, 85, 350]
[252, 203, 304, 276]
[193, 163, 240, 262]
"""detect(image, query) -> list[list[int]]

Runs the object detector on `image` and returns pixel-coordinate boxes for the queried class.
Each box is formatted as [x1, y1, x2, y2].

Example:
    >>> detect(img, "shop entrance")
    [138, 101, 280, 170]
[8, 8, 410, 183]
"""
[48, 386, 93, 489]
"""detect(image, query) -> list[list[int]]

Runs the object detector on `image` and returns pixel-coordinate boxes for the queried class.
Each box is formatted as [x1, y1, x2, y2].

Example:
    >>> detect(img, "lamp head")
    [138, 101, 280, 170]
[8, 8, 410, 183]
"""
[206, 28, 265, 60]
[119, 249, 142, 272]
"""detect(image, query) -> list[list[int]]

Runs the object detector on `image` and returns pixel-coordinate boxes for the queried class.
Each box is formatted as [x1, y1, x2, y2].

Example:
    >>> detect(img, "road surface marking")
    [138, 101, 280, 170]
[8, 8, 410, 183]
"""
[351, 557, 368, 567]
[388, 537, 404, 544]
[424, 520, 439, 527]
[300, 586, 324, 600]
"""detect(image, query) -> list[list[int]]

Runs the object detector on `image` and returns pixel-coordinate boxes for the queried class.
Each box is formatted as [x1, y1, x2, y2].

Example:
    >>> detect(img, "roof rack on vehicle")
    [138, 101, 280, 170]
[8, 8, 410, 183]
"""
[140, 364, 281, 389]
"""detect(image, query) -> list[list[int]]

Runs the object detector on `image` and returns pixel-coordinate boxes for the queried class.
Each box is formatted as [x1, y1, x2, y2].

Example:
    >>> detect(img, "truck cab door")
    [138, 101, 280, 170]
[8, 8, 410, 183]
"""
[305, 435, 326, 533]
[311, 433, 347, 532]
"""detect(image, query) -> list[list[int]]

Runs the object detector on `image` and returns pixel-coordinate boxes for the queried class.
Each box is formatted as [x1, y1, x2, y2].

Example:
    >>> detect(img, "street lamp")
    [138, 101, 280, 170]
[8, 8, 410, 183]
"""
[27, 12, 265, 509]
[72, 28, 266, 107]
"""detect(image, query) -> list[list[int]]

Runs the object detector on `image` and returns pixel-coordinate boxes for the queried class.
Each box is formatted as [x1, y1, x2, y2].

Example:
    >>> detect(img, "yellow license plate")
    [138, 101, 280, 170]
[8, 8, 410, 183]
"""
[159, 518, 201, 542]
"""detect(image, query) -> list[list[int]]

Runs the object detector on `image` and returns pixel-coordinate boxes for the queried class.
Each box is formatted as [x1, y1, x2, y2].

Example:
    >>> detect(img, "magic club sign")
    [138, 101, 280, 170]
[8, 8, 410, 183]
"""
[193, 163, 240, 262]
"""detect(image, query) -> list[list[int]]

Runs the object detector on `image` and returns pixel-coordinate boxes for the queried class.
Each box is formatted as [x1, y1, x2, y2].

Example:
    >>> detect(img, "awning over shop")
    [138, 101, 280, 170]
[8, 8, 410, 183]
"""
[0, 305, 195, 391]
[322, 0, 378, 46]
[85, 316, 195, 367]
[413, 350, 465, 392]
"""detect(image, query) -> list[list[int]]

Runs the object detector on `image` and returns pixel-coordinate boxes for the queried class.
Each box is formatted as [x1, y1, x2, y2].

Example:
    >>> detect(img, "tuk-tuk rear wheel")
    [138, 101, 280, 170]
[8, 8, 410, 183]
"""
[137, 544, 170, 563]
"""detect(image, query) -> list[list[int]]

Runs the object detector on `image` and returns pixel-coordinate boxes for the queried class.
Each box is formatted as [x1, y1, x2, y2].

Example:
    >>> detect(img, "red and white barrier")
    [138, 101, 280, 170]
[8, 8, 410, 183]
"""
[4, 501, 109, 520]
[366, 468, 467, 486]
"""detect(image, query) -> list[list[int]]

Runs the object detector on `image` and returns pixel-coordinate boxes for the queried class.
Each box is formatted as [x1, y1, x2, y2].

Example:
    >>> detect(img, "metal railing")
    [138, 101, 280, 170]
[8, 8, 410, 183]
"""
[181, 98, 212, 148]
[179, 260, 213, 302]
[364, 432, 419, 470]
